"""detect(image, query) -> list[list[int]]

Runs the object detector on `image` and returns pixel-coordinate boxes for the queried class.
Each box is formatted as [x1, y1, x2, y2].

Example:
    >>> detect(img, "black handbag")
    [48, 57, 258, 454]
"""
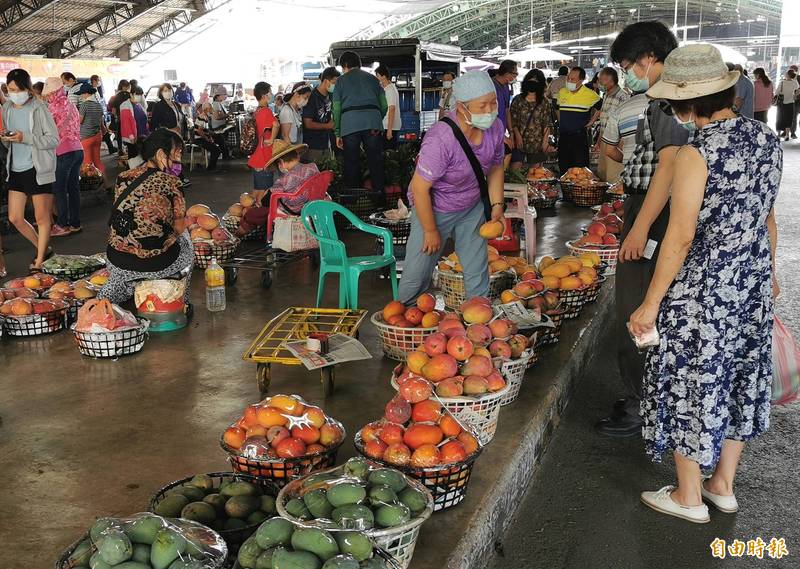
[440, 117, 493, 221]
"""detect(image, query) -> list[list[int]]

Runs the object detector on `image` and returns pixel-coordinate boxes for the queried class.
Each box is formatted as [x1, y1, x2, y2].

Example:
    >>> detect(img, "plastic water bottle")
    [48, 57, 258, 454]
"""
[205, 258, 226, 312]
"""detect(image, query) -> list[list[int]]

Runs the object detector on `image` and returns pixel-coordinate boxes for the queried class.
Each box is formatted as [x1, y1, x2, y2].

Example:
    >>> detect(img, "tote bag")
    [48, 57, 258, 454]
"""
[772, 315, 800, 405]
[272, 216, 318, 253]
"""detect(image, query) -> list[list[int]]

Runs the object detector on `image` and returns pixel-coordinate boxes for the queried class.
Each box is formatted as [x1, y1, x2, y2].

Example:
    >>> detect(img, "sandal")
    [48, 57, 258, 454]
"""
[29, 246, 54, 272]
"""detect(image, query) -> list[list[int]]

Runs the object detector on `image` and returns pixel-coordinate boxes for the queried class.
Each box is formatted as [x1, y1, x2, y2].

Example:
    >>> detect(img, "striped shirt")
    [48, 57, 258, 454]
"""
[79, 99, 104, 139]
[602, 94, 649, 163]
[597, 85, 629, 134]
[556, 86, 601, 133]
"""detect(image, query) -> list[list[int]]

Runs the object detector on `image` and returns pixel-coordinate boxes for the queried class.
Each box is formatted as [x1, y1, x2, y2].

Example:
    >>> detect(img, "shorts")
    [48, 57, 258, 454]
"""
[252, 168, 275, 191]
[8, 168, 52, 196]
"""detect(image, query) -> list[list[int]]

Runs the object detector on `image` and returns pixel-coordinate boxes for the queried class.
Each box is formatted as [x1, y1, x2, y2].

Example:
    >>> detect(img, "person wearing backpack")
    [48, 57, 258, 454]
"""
[246, 81, 279, 196]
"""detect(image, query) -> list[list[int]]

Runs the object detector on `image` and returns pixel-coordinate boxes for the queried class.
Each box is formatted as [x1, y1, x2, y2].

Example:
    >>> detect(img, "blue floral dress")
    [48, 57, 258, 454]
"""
[641, 117, 782, 470]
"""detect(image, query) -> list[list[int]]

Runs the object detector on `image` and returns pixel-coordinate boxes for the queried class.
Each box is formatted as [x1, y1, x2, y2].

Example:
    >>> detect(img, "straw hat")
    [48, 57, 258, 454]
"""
[265, 139, 307, 168]
[41, 76, 62, 96]
[647, 43, 740, 100]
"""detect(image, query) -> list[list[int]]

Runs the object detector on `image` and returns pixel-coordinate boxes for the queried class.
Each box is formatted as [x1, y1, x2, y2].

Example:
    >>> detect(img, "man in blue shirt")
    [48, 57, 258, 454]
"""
[493, 60, 517, 154]
[729, 63, 754, 118]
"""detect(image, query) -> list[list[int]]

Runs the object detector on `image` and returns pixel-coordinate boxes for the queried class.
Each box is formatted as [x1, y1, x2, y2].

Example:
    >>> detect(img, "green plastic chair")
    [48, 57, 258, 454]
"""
[301, 200, 398, 309]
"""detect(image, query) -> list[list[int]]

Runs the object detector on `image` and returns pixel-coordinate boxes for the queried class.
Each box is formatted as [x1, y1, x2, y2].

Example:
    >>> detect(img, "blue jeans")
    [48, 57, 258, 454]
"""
[253, 169, 274, 191]
[398, 200, 489, 304]
[54, 149, 84, 227]
[342, 129, 385, 195]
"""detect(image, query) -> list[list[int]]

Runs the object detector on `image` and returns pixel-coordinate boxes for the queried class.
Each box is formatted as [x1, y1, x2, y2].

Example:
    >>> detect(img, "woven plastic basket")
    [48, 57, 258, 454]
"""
[527, 179, 560, 209]
[558, 288, 589, 319]
[584, 275, 607, 303]
[369, 212, 411, 261]
[371, 312, 437, 361]
[562, 182, 609, 207]
[193, 238, 240, 269]
[537, 310, 565, 346]
[334, 189, 382, 228]
[222, 214, 266, 242]
[498, 349, 534, 406]
[276, 462, 433, 569]
[72, 318, 149, 358]
[40, 259, 105, 281]
[566, 240, 620, 275]
[434, 269, 513, 311]
[79, 176, 103, 192]
[2, 307, 67, 336]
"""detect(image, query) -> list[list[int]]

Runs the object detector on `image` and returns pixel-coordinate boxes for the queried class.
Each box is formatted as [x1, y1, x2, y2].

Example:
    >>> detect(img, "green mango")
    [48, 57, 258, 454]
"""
[221, 481, 261, 497]
[367, 469, 406, 494]
[291, 528, 339, 561]
[398, 486, 428, 515]
[302, 472, 339, 489]
[255, 517, 294, 549]
[225, 518, 250, 531]
[303, 488, 334, 519]
[285, 498, 311, 520]
[125, 514, 164, 544]
[260, 494, 277, 514]
[271, 548, 322, 569]
[333, 532, 371, 562]
[90, 518, 123, 543]
[181, 501, 216, 524]
[132, 543, 150, 564]
[367, 485, 396, 506]
[188, 473, 214, 492]
[247, 510, 270, 525]
[326, 483, 366, 508]
[155, 494, 190, 518]
[237, 537, 262, 569]
[342, 458, 370, 480]
[185, 538, 203, 557]
[89, 552, 111, 569]
[68, 539, 93, 567]
[113, 563, 151, 569]
[331, 505, 374, 530]
[255, 547, 278, 569]
[203, 493, 228, 515]
[97, 529, 133, 565]
[359, 557, 387, 569]
[150, 528, 187, 569]
[226, 494, 262, 519]
[322, 554, 360, 569]
[167, 559, 204, 569]
[173, 486, 206, 503]
[374, 504, 411, 528]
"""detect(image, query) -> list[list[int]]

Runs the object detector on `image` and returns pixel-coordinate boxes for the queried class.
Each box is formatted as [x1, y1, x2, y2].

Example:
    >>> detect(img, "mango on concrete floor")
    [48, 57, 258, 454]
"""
[150, 528, 187, 569]
[291, 527, 339, 561]
[333, 532, 372, 562]
[255, 517, 294, 549]
[271, 548, 322, 569]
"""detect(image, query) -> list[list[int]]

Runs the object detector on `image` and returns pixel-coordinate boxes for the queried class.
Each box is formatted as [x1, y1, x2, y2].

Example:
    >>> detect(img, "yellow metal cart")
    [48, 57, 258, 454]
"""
[243, 307, 368, 397]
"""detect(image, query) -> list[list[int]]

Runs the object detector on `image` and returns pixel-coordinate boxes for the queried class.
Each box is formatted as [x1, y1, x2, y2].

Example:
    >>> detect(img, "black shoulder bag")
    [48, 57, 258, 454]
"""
[440, 117, 493, 221]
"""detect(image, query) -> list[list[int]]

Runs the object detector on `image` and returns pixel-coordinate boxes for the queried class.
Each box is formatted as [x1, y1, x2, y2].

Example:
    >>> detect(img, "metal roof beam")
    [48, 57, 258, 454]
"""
[0, 0, 58, 34]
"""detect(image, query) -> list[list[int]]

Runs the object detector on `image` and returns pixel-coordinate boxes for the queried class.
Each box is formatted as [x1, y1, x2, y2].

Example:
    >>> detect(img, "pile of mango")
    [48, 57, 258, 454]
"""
[238, 517, 387, 569]
[281, 457, 429, 531]
[63, 512, 224, 569]
[153, 474, 276, 533]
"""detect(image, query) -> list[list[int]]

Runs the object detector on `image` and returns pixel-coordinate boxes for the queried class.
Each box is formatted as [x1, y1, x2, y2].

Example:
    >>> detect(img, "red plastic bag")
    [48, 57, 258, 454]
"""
[772, 316, 800, 405]
[75, 299, 117, 332]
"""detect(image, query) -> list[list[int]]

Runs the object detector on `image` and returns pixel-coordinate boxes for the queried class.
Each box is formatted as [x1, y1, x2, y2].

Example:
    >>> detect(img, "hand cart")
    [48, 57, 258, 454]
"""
[242, 307, 368, 397]
[220, 242, 319, 289]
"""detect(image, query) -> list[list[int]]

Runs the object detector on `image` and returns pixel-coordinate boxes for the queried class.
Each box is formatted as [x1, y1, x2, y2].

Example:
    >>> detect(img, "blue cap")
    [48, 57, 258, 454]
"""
[77, 82, 96, 95]
[453, 71, 495, 103]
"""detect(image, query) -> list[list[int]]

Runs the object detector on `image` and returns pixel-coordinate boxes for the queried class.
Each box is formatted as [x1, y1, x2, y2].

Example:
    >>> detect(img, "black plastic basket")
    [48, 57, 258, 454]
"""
[66, 298, 85, 325]
[149, 471, 280, 554]
[558, 288, 588, 319]
[537, 309, 565, 346]
[222, 215, 266, 243]
[2, 307, 67, 336]
[369, 212, 411, 261]
[79, 176, 103, 192]
[220, 420, 345, 488]
[334, 189, 382, 229]
[561, 182, 609, 207]
[72, 318, 148, 358]
[354, 434, 481, 512]
[193, 239, 240, 269]
[527, 179, 560, 209]
[584, 275, 607, 303]
[40, 264, 105, 281]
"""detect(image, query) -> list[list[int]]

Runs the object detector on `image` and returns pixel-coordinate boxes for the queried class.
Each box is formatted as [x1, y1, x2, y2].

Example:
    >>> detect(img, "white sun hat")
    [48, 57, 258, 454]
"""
[646, 43, 740, 101]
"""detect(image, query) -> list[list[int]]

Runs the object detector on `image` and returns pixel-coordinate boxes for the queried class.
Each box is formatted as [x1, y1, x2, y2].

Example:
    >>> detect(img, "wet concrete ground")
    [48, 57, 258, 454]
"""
[488, 141, 800, 569]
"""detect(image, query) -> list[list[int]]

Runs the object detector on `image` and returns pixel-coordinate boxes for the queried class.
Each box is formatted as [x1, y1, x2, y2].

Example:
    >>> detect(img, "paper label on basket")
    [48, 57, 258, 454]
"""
[643, 239, 658, 260]
[494, 301, 555, 328]
[435, 295, 446, 312]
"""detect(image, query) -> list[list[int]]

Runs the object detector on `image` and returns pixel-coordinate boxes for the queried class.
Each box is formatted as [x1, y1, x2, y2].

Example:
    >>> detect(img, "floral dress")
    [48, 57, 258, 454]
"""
[641, 117, 782, 470]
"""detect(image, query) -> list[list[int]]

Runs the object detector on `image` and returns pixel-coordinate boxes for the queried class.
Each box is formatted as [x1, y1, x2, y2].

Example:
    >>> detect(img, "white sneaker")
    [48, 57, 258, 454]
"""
[641, 485, 710, 523]
[701, 480, 739, 513]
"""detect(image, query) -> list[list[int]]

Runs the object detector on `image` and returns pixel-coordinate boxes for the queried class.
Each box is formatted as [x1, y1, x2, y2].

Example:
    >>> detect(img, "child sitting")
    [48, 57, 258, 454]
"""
[238, 140, 319, 235]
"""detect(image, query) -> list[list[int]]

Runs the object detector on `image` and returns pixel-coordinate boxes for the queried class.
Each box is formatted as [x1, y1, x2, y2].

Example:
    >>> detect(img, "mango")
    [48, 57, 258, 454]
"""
[302, 472, 339, 488]
[166, 560, 204, 569]
[285, 497, 311, 519]
[261, 494, 277, 514]
[181, 501, 216, 524]
[248, 510, 271, 525]
[333, 532, 372, 562]
[90, 517, 123, 542]
[342, 457, 370, 480]
[125, 514, 163, 545]
[255, 517, 294, 549]
[304, 488, 334, 519]
[221, 480, 261, 497]
[132, 544, 150, 564]
[68, 539, 93, 567]
[226, 518, 250, 531]
[331, 504, 374, 530]
[237, 537, 262, 569]
[115, 563, 151, 569]
[541, 263, 571, 278]
[188, 474, 214, 492]
[326, 483, 366, 508]
[367, 469, 407, 494]
[89, 552, 112, 569]
[202, 493, 227, 515]
[367, 485, 397, 506]
[97, 529, 133, 565]
[322, 554, 360, 569]
[255, 547, 278, 569]
[155, 494, 190, 518]
[226, 494, 262, 519]
[398, 487, 428, 515]
[374, 504, 411, 528]
[271, 548, 322, 569]
[359, 558, 387, 569]
[291, 528, 339, 562]
[150, 528, 187, 569]
[173, 485, 206, 502]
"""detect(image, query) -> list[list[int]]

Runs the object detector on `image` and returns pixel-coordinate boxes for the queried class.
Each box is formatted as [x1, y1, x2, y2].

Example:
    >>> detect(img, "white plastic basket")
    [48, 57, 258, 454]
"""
[371, 312, 438, 361]
[433, 269, 513, 311]
[566, 240, 619, 275]
[498, 349, 534, 406]
[72, 318, 149, 358]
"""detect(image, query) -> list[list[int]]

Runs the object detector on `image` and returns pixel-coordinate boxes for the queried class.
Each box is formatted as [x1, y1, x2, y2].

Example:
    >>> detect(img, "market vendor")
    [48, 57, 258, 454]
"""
[99, 128, 193, 304]
[398, 71, 506, 304]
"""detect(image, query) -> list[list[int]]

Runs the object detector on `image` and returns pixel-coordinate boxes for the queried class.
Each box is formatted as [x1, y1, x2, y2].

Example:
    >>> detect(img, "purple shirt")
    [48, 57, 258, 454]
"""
[410, 111, 504, 213]
[494, 79, 511, 129]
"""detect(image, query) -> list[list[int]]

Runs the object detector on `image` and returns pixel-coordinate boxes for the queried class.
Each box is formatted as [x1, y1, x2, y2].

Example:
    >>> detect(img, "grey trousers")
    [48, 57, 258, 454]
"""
[615, 194, 670, 413]
[398, 200, 489, 305]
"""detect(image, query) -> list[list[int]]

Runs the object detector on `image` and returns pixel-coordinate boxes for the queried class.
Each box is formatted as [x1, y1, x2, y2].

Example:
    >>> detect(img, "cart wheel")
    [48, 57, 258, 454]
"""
[321, 367, 335, 397]
[257, 363, 271, 396]
[224, 267, 238, 286]
[310, 250, 320, 268]
[261, 271, 273, 289]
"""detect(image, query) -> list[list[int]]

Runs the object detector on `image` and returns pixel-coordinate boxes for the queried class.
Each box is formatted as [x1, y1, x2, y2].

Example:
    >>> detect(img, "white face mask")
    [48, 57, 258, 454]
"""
[8, 91, 29, 105]
[442, 81, 453, 89]
[162, 91, 173, 101]
[566, 82, 578, 92]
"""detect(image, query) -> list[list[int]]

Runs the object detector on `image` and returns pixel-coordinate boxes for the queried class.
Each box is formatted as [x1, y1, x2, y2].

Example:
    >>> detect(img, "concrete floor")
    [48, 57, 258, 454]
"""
[0, 156, 592, 568]
[488, 141, 800, 569]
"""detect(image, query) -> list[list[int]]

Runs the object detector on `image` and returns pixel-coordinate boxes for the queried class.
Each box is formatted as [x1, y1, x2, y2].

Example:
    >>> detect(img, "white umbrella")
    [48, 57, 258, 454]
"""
[463, 57, 495, 71]
[680, 41, 747, 65]
[508, 46, 573, 62]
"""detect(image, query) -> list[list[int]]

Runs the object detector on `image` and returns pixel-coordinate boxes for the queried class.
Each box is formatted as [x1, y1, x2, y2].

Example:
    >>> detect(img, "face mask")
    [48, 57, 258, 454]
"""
[162, 91, 173, 101]
[566, 82, 578, 92]
[442, 81, 452, 89]
[464, 107, 498, 130]
[278, 166, 289, 174]
[298, 98, 309, 108]
[167, 161, 182, 176]
[63, 86, 70, 94]
[674, 111, 696, 133]
[9, 91, 29, 105]
[327, 83, 335, 93]
[624, 60, 652, 93]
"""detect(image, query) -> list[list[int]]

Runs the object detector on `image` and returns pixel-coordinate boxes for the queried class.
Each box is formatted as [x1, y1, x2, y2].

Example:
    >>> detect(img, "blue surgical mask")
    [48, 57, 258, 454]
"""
[278, 166, 289, 174]
[8, 91, 29, 105]
[565, 82, 578, 92]
[674, 111, 696, 133]
[467, 110, 498, 130]
[328, 83, 335, 94]
[442, 81, 453, 89]
[624, 60, 652, 93]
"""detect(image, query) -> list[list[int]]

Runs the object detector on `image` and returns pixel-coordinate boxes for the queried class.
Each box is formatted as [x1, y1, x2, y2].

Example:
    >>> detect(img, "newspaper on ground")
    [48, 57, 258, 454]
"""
[283, 333, 373, 370]
[494, 301, 556, 329]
